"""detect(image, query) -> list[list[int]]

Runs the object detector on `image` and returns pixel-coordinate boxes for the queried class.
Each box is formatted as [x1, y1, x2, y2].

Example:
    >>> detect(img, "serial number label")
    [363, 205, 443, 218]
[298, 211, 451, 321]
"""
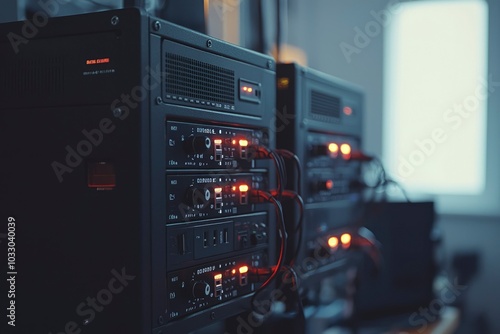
[196, 266, 215, 275]
[6, 217, 17, 327]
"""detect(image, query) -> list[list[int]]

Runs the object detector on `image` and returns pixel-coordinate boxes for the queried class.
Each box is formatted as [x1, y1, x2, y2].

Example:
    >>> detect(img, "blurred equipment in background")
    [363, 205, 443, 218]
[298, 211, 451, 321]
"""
[348, 201, 437, 331]
[268, 63, 372, 333]
[276, 62, 365, 284]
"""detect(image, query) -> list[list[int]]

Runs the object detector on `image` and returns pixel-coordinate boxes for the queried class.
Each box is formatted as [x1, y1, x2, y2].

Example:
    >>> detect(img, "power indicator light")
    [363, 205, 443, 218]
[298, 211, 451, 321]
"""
[341, 233, 352, 246]
[340, 143, 351, 155]
[328, 236, 339, 248]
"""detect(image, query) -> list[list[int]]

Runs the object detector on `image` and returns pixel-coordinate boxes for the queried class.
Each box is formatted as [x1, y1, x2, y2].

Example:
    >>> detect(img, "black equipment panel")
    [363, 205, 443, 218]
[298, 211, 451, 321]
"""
[0, 8, 276, 334]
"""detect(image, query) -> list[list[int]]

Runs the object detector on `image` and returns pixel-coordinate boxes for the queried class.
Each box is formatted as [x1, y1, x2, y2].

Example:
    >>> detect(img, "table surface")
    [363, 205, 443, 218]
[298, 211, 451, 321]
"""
[324, 307, 460, 334]
[401, 307, 460, 334]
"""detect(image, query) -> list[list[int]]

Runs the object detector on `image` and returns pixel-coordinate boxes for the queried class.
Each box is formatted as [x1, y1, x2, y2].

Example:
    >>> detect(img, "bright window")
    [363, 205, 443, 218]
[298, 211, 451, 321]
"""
[384, 0, 489, 196]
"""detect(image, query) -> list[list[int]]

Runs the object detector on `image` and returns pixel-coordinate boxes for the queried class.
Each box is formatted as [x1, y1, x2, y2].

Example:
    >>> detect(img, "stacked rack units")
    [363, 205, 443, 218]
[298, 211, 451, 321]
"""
[276, 63, 364, 286]
[0, 8, 276, 334]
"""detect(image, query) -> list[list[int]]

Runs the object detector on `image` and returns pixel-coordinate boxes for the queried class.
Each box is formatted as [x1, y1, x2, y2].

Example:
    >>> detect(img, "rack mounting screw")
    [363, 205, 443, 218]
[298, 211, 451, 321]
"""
[112, 108, 123, 118]
[153, 21, 161, 31]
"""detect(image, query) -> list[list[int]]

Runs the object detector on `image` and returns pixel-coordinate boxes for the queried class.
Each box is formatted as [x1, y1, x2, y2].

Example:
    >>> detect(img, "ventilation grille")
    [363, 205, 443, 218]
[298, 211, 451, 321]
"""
[165, 53, 235, 104]
[311, 90, 341, 119]
[0, 56, 64, 99]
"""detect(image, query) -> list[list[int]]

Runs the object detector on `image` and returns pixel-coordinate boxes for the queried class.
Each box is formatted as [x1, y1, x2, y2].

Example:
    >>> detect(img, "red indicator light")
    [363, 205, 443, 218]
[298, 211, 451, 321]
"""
[231, 269, 236, 275]
[325, 180, 334, 190]
[243, 87, 248, 92]
[87, 162, 116, 189]
[343, 106, 353, 116]
[239, 266, 249, 274]
[239, 184, 249, 192]
[328, 236, 339, 248]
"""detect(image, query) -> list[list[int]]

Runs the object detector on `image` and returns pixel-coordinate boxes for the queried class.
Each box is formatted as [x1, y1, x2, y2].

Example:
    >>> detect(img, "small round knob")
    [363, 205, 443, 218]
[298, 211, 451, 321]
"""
[184, 135, 211, 154]
[191, 281, 211, 298]
[185, 187, 211, 207]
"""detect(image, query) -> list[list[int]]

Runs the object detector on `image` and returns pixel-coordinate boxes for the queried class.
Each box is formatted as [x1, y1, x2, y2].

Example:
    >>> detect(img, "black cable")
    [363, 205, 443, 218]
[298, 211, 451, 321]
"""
[384, 179, 411, 202]
[289, 192, 304, 265]
[274, 151, 287, 196]
[351, 152, 410, 203]
[275, 149, 302, 196]
[372, 157, 410, 202]
[277, 265, 302, 308]
[251, 145, 284, 198]
[271, 189, 304, 265]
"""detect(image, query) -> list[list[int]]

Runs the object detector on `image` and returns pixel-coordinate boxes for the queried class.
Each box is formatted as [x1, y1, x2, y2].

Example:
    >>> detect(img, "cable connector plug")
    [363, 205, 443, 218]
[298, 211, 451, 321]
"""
[349, 151, 374, 161]
[248, 266, 275, 283]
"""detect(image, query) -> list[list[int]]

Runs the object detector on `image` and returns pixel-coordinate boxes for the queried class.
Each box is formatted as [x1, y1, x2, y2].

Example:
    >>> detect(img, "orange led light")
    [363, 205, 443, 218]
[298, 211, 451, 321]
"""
[239, 184, 249, 192]
[328, 236, 339, 248]
[248, 87, 253, 93]
[239, 266, 249, 274]
[243, 87, 248, 91]
[328, 143, 339, 154]
[239, 139, 249, 147]
[214, 187, 222, 193]
[214, 273, 222, 280]
[232, 186, 236, 191]
[340, 233, 352, 245]
[232, 140, 236, 145]
[340, 143, 351, 155]
[278, 77, 290, 89]
[325, 180, 334, 190]
[214, 139, 222, 144]
[232, 269, 236, 275]
[343, 106, 353, 116]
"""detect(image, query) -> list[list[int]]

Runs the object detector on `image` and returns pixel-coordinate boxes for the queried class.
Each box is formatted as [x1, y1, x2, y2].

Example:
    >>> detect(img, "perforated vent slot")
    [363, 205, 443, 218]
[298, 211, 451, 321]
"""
[311, 90, 341, 119]
[0, 57, 64, 99]
[165, 53, 235, 104]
